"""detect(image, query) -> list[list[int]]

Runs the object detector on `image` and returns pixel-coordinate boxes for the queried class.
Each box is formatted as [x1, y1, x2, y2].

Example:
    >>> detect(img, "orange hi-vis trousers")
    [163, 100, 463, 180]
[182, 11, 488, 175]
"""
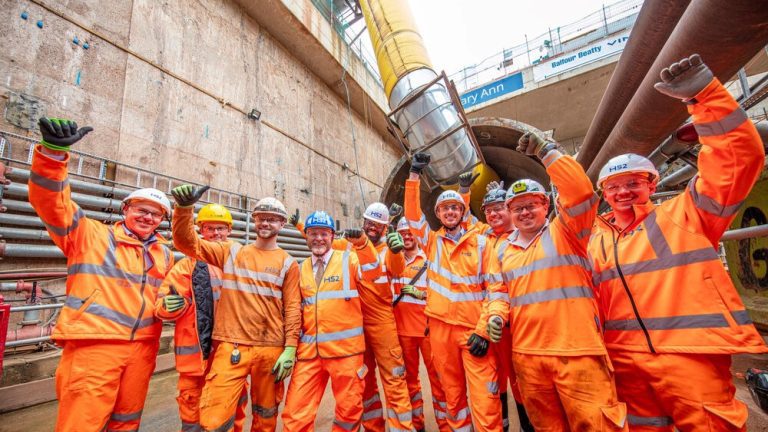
[199, 342, 284, 432]
[513, 353, 627, 431]
[399, 335, 451, 432]
[283, 354, 367, 432]
[177, 356, 248, 432]
[610, 351, 747, 431]
[429, 319, 502, 432]
[55, 339, 159, 432]
[360, 325, 414, 432]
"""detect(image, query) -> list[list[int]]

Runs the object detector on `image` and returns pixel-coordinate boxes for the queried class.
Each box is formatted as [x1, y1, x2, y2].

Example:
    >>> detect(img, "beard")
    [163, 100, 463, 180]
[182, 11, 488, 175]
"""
[257, 228, 279, 239]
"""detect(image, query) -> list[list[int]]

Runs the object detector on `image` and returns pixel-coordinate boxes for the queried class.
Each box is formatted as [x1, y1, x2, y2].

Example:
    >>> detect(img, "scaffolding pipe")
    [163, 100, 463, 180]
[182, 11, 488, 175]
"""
[721, 224, 768, 242]
[577, 0, 691, 169]
[585, 0, 768, 180]
[0, 271, 67, 281]
[10, 303, 64, 312]
[5, 336, 52, 348]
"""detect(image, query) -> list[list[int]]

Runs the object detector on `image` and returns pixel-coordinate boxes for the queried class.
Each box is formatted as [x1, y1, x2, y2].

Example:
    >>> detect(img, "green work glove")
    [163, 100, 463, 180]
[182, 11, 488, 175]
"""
[517, 131, 560, 160]
[654, 54, 713, 101]
[487, 316, 504, 343]
[38, 117, 93, 152]
[171, 184, 210, 208]
[386, 227, 404, 254]
[401, 284, 424, 300]
[288, 209, 300, 226]
[163, 294, 185, 313]
[410, 152, 431, 174]
[271, 346, 297, 383]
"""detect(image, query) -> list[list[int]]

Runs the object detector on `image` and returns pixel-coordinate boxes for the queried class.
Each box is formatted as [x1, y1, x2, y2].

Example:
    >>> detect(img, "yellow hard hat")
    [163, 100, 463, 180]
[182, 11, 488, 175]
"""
[196, 203, 233, 227]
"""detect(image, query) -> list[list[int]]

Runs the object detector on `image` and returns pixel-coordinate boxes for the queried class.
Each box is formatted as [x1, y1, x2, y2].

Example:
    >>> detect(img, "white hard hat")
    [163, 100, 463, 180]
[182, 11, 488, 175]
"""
[123, 188, 172, 215]
[505, 179, 547, 203]
[597, 153, 659, 188]
[363, 202, 389, 225]
[396, 217, 410, 232]
[253, 197, 288, 219]
[434, 190, 464, 213]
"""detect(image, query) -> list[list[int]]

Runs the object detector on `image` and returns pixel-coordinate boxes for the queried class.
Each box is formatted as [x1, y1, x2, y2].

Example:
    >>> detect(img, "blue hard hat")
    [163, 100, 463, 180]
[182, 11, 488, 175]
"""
[305, 211, 335, 232]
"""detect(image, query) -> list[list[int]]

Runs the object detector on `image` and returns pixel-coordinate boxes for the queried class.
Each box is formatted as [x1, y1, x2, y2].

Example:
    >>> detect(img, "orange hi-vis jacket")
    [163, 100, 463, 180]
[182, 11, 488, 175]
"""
[488, 154, 606, 356]
[155, 258, 223, 375]
[298, 243, 381, 360]
[28, 146, 173, 342]
[589, 78, 768, 355]
[405, 180, 489, 330]
[173, 207, 301, 347]
[391, 250, 429, 337]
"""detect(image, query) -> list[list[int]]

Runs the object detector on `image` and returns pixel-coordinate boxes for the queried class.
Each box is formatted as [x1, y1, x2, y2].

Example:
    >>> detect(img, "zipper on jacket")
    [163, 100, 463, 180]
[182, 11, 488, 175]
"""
[610, 228, 656, 353]
[130, 246, 149, 341]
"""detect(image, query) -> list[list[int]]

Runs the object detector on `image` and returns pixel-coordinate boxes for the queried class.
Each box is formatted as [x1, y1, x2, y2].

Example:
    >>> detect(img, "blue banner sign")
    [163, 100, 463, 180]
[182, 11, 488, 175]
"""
[460, 72, 524, 109]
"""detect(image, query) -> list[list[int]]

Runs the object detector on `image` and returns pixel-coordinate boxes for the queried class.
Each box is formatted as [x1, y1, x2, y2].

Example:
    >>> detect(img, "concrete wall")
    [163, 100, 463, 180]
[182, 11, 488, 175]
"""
[1, 0, 400, 227]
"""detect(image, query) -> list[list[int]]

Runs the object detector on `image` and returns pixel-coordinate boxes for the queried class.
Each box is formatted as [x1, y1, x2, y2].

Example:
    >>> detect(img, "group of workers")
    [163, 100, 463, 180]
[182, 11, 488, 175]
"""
[27, 53, 766, 432]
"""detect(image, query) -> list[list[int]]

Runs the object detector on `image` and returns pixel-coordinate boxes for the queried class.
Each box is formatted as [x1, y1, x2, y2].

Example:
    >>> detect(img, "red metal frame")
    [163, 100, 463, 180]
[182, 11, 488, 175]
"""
[0, 294, 11, 379]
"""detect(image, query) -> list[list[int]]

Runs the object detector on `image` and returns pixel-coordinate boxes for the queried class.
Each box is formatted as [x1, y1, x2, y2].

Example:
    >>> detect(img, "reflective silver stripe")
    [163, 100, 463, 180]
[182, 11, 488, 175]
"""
[541, 148, 563, 167]
[362, 408, 383, 420]
[207, 413, 236, 432]
[486, 381, 499, 394]
[29, 171, 69, 191]
[232, 266, 286, 287]
[175, 345, 201, 356]
[497, 239, 509, 262]
[627, 414, 673, 427]
[361, 260, 380, 272]
[394, 295, 426, 306]
[410, 215, 428, 230]
[732, 309, 753, 325]
[429, 263, 482, 285]
[333, 419, 360, 431]
[222, 242, 243, 274]
[252, 404, 278, 418]
[565, 193, 598, 218]
[300, 326, 363, 344]
[238, 392, 249, 406]
[448, 406, 471, 421]
[434, 408, 447, 419]
[576, 228, 591, 240]
[391, 277, 427, 288]
[412, 406, 424, 417]
[69, 263, 147, 285]
[357, 364, 368, 379]
[489, 292, 510, 303]
[109, 410, 142, 422]
[483, 272, 503, 284]
[374, 275, 389, 284]
[303, 290, 359, 305]
[212, 291, 221, 301]
[508, 254, 591, 281]
[280, 255, 296, 280]
[65, 296, 156, 329]
[411, 391, 422, 402]
[44, 208, 85, 237]
[392, 365, 406, 377]
[541, 229, 556, 257]
[428, 279, 485, 302]
[510, 286, 593, 308]
[687, 176, 743, 217]
[363, 393, 381, 408]
[387, 408, 413, 422]
[595, 247, 718, 285]
[342, 250, 351, 293]
[476, 235, 486, 277]
[221, 279, 282, 299]
[694, 107, 747, 137]
[605, 313, 729, 331]
[181, 421, 201, 432]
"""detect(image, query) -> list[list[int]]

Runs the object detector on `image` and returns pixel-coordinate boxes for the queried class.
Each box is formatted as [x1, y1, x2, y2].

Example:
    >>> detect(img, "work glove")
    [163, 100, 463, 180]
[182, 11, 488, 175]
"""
[271, 346, 297, 383]
[410, 152, 431, 174]
[389, 203, 403, 219]
[38, 117, 93, 152]
[487, 316, 504, 343]
[162, 285, 186, 313]
[386, 226, 404, 254]
[517, 131, 560, 160]
[467, 333, 489, 357]
[486, 180, 504, 193]
[171, 184, 210, 208]
[401, 284, 425, 300]
[288, 209, 300, 226]
[344, 228, 367, 248]
[654, 54, 713, 101]
[458, 171, 480, 188]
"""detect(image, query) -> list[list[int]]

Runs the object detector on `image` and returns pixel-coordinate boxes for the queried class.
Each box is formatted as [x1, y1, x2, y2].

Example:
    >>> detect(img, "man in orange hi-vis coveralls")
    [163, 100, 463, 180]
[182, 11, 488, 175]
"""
[172, 186, 301, 432]
[155, 203, 248, 432]
[486, 132, 627, 431]
[294, 204, 414, 432]
[405, 153, 502, 432]
[589, 54, 768, 431]
[282, 211, 382, 431]
[391, 217, 450, 432]
[28, 118, 175, 432]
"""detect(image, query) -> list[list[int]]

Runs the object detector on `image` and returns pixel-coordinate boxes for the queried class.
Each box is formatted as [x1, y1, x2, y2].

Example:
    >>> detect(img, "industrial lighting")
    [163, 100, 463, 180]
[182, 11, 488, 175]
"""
[248, 109, 261, 121]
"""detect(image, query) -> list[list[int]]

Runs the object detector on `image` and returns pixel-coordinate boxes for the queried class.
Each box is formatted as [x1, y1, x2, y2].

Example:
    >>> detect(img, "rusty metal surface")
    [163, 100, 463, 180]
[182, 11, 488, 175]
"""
[586, 0, 768, 180]
[577, 0, 691, 169]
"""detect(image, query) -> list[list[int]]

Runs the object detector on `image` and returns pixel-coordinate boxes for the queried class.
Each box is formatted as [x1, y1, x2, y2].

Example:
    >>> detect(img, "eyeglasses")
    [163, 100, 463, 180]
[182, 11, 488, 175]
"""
[254, 216, 284, 224]
[438, 204, 463, 212]
[603, 179, 650, 194]
[129, 206, 164, 220]
[202, 225, 230, 233]
[362, 220, 386, 229]
[509, 202, 544, 214]
[483, 204, 507, 215]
